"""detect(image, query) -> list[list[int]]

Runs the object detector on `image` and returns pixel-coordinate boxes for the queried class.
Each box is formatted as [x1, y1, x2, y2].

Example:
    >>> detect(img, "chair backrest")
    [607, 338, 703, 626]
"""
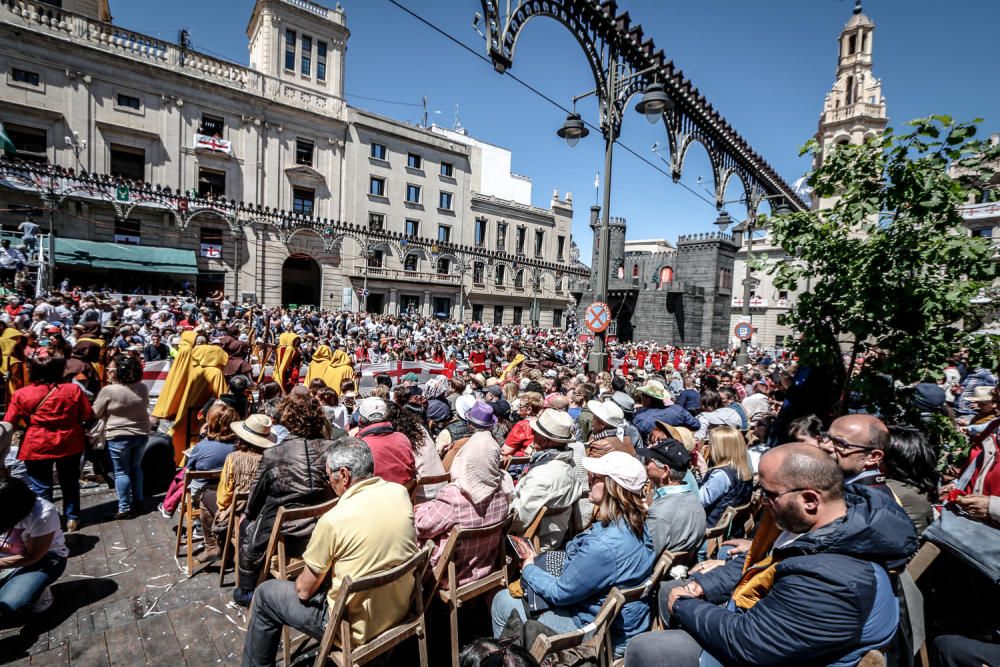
[619, 549, 677, 604]
[321, 545, 433, 658]
[183, 468, 221, 486]
[409, 473, 451, 502]
[431, 511, 515, 590]
[258, 497, 339, 585]
[529, 588, 625, 663]
[273, 497, 339, 525]
[524, 502, 574, 550]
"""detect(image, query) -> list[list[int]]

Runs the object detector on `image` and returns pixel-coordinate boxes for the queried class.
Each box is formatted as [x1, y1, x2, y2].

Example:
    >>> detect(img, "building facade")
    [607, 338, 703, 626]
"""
[0, 0, 584, 323]
[728, 2, 888, 349]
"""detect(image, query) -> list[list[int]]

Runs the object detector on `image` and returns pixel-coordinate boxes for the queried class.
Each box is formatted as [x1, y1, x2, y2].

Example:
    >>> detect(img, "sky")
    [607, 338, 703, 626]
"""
[111, 0, 1000, 263]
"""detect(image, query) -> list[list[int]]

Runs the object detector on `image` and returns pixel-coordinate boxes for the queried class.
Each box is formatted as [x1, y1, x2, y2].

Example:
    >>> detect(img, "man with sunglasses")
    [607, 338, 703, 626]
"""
[625, 443, 917, 667]
[817, 414, 891, 492]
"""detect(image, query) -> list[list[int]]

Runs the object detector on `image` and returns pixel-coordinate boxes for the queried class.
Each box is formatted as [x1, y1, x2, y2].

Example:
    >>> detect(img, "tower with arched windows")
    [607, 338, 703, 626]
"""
[813, 1, 887, 208]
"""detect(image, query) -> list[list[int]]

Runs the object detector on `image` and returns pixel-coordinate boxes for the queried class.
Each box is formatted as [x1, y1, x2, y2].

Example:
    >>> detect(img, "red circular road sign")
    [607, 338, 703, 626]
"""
[734, 321, 754, 341]
[584, 301, 612, 333]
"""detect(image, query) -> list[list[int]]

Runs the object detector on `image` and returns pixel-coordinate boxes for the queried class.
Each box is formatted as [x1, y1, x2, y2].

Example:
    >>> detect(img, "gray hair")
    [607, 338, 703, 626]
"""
[325, 437, 374, 481]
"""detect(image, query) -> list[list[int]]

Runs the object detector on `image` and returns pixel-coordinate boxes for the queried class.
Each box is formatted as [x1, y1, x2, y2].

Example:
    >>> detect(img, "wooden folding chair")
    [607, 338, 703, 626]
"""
[173, 469, 221, 577]
[431, 512, 516, 667]
[523, 503, 574, 552]
[503, 455, 531, 470]
[307, 545, 434, 667]
[218, 491, 249, 587]
[704, 497, 755, 559]
[529, 588, 625, 667]
[409, 473, 451, 503]
[906, 541, 941, 667]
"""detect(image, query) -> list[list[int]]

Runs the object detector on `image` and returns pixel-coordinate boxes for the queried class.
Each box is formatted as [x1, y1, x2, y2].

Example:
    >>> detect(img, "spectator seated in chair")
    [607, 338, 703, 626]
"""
[624, 443, 918, 667]
[242, 438, 418, 667]
[636, 438, 706, 555]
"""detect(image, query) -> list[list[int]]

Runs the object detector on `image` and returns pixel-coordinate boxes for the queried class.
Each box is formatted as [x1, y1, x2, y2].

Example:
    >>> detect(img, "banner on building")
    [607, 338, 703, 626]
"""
[194, 134, 233, 155]
[200, 243, 222, 258]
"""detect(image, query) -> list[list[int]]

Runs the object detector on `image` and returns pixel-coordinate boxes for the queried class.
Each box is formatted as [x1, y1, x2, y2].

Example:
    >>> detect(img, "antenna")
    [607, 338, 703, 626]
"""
[423, 96, 428, 128]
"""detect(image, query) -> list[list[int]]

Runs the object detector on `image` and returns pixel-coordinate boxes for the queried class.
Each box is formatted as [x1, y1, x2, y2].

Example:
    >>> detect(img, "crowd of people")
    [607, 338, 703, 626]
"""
[0, 287, 997, 667]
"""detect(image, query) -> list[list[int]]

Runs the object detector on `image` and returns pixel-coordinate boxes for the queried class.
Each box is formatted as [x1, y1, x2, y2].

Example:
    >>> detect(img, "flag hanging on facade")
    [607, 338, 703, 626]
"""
[194, 133, 233, 155]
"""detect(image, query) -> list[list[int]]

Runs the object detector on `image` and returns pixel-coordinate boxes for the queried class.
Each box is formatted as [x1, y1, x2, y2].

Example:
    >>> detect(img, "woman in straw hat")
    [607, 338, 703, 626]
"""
[196, 413, 276, 564]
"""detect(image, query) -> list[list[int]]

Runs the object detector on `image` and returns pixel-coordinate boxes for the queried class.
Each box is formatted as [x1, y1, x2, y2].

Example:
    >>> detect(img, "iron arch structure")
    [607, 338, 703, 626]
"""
[478, 0, 806, 215]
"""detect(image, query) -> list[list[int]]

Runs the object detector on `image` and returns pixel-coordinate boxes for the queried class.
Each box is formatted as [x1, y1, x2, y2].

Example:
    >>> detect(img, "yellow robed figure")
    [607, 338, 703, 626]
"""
[151, 330, 198, 420]
[273, 332, 301, 392]
[304, 345, 333, 387]
[0, 328, 27, 397]
[322, 348, 354, 395]
[169, 345, 229, 462]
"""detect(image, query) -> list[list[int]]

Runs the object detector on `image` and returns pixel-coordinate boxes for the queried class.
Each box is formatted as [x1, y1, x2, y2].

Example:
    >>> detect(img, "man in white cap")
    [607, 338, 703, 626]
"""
[510, 409, 583, 551]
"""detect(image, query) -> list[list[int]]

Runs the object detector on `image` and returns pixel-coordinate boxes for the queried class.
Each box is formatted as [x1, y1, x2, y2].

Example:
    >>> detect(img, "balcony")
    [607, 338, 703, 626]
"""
[352, 264, 459, 285]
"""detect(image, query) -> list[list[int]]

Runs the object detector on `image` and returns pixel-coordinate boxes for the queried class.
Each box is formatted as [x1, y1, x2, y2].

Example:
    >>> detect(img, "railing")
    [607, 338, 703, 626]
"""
[0, 0, 343, 116]
[825, 103, 885, 122]
[352, 264, 460, 284]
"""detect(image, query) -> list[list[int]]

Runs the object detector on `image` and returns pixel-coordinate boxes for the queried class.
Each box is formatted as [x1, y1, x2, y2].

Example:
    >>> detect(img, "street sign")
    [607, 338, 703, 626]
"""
[734, 321, 754, 341]
[584, 301, 611, 333]
[357, 288, 370, 297]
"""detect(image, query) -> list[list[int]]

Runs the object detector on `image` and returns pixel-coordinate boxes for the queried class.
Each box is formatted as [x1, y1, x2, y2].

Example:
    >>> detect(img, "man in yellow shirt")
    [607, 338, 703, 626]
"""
[241, 438, 417, 667]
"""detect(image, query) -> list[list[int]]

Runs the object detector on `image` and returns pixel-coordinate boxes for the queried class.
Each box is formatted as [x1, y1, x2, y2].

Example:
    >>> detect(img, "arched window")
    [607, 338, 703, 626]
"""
[495, 264, 506, 286]
[659, 266, 673, 288]
[631, 263, 639, 286]
[514, 269, 525, 288]
[845, 76, 855, 105]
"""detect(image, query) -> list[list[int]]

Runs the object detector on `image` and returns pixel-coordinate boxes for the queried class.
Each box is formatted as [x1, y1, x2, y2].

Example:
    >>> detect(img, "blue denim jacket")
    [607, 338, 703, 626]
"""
[522, 518, 654, 651]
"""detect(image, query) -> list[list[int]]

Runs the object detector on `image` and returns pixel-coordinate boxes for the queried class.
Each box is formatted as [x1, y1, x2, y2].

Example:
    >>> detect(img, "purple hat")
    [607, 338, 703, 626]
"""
[466, 400, 497, 429]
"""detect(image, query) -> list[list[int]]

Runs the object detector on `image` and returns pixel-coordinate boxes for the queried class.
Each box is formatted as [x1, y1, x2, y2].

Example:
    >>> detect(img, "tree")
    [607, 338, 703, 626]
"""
[766, 116, 1000, 416]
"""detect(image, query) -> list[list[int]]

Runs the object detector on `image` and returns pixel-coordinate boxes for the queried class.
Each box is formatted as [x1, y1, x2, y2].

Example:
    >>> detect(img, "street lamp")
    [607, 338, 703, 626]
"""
[635, 82, 674, 124]
[714, 194, 793, 365]
[558, 76, 670, 372]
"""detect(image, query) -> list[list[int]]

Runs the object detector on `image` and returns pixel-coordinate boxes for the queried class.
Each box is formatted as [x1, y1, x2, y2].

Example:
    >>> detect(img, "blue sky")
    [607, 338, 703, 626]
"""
[112, 0, 1000, 262]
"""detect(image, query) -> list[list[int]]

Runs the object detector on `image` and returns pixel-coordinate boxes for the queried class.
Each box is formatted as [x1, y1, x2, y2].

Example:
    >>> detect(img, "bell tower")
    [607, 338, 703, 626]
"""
[814, 1, 887, 206]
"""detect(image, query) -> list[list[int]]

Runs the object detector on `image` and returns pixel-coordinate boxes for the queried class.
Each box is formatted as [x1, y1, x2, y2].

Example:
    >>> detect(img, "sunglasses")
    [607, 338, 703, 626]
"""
[818, 431, 875, 452]
[760, 486, 806, 502]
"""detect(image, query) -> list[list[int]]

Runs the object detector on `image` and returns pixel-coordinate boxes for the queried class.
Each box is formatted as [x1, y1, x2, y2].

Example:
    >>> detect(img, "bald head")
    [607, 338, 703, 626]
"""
[831, 414, 889, 451]
[761, 443, 845, 500]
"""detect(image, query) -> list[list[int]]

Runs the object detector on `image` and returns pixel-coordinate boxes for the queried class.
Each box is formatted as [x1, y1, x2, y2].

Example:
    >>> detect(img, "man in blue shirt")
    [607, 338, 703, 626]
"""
[632, 380, 699, 440]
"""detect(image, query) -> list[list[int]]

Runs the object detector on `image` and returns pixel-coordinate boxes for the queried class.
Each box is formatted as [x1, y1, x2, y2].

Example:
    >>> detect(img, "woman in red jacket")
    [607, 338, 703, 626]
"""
[4, 354, 92, 532]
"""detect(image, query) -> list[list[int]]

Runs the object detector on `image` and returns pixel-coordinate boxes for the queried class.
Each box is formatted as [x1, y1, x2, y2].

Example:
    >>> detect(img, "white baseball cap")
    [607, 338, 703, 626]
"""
[582, 451, 648, 493]
[359, 397, 388, 422]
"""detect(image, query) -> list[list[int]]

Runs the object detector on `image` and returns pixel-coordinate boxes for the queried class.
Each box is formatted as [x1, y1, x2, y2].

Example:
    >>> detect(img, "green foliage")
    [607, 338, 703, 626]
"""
[768, 117, 1000, 413]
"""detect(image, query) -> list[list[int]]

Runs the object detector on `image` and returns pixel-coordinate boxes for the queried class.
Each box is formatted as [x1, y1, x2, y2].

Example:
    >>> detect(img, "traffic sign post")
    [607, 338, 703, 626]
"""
[584, 301, 612, 334]
[734, 321, 753, 342]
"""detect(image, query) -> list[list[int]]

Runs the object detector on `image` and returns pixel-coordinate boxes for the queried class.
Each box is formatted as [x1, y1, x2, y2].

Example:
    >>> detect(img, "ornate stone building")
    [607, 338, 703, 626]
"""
[728, 1, 888, 349]
[0, 0, 582, 323]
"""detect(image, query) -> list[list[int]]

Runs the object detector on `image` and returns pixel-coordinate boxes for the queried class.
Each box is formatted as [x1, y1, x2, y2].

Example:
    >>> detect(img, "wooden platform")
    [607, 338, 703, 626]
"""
[0, 484, 248, 666]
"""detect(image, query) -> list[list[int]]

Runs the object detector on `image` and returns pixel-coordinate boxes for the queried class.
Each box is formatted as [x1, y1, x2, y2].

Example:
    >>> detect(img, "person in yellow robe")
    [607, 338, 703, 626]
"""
[322, 347, 354, 395]
[304, 344, 333, 388]
[272, 332, 301, 393]
[169, 344, 229, 462]
[0, 327, 27, 399]
[152, 330, 198, 420]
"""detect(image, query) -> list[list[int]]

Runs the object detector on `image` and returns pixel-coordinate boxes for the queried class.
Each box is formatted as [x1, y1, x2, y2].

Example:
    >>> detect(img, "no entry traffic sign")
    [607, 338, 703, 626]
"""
[734, 321, 753, 341]
[585, 301, 612, 333]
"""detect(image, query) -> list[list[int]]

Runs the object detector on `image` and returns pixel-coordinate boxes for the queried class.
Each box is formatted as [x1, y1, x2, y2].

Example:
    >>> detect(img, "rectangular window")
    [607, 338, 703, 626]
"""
[407, 153, 422, 169]
[553, 309, 563, 328]
[4, 124, 46, 163]
[474, 218, 487, 247]
[495, 265, 505, 286]
[515, 226, 526, 255]
[404, 254, 418, 272]
[300, 35, 312, 76]
[200, 227, 223, 258]
[197, 167, 226, 198]
[778, 290, 789, 300]
[405, 219, 419, 237]
[406, 184, 421, 204]
[437, 225, 451, 243]
[493, 305, 504, 326]
[775, 335, 786, 348]
[974, 227, 993, 238]
[295, 139, 314, 167]
[436, 257, 450, 274]
[367, 249, 383, 268]
[440, 161, 454, 177]
[199, 114, 224, 136]
[316, 41, 327, 81]
[496, 222, 507, 251]
[293, 187, 315, 215]
[11, 68, 40, 86]
[114, 218, 141, 245]
[557, 235, 566, 260]
[369, 176, 386, 197]
[109, 144, 145, 180]
[513, 306, 523, 325]
[534, 229, 545, 257]
[368, 213, 384, 232]
[438, 191, 453, 210]
[848, 35, 857, 55]
[116, 93, 141, 110]
[285, 30, 296, 71]
[370, 143, 387, 160]
[473, 262, 484, 285]
[472, 304, 483, 322]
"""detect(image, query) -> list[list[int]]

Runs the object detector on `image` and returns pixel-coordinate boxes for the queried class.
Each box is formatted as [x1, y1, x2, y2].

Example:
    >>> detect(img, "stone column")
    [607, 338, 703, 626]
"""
[389, 288, 399, 315]
[422, 290, 431, 317]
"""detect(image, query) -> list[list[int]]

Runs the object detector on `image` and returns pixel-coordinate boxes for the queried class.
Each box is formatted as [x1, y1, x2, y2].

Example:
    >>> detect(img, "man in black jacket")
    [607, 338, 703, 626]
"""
[625, 443, 918, 667]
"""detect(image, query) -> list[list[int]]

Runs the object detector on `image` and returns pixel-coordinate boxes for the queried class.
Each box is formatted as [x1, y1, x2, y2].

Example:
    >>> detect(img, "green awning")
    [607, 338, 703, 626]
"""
[54, 238, 198, 275]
